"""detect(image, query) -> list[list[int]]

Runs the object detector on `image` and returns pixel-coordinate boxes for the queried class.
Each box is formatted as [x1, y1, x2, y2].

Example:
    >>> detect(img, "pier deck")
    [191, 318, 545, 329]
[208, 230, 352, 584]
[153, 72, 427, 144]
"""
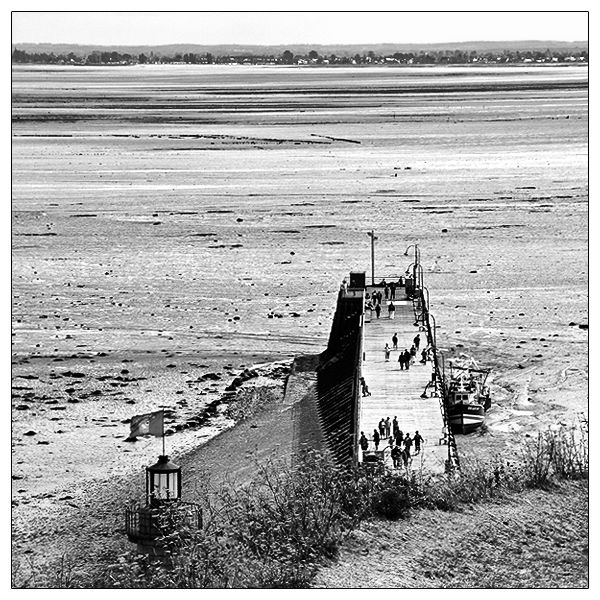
[359, 290, 448, 473]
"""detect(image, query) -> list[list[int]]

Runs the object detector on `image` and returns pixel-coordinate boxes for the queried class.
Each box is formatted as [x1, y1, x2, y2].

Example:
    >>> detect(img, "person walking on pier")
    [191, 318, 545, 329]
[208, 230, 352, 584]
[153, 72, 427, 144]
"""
[398, 352, 405, 370]
[391, 444, 401, 468]
[378, 419, 386, 439]
[409, 345, 417, 365]
[393, 416, 399, 437]
[413, 431, 424, 455]
[360, 376, 371, 397]
[392, 332, 398, 350]
[375, 303, 381, 319]
[389, 281, 396, 300]
[388, 301, 396, 319]
[359, 432, 369, 453]
[403, 349, 411, 370]
[383, 281, 389, 300]
[420, 348, 428, 364]
[384, 417, 391, 438]
[396, 429, 404, 447]
[384, 343, 391, 361]
[373, 429, 380, 451]
[414, 334, 421, 350]
[404, 433, 413, 457]
[401, 446, 410, 468]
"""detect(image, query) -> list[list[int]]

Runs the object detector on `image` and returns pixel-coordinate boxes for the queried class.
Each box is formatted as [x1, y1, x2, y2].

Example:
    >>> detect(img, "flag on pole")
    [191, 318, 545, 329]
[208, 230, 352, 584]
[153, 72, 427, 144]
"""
[128, 410, 164, 439]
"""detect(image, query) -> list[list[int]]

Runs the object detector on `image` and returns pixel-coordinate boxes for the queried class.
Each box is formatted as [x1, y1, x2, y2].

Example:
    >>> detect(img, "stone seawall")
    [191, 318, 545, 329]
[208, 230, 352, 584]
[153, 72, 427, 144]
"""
[288, 291, 363, 464]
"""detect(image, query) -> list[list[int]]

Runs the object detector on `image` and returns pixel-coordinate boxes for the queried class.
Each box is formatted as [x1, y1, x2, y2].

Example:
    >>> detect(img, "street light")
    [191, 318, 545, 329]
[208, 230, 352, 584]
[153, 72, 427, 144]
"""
[421, 285, 430, 313]
[367, 230, 378, 286]
[403, 244, 422, 289]
[403, 244, 421, 265]
[414, 263, 424, 291]
[429, 313, 437, 349]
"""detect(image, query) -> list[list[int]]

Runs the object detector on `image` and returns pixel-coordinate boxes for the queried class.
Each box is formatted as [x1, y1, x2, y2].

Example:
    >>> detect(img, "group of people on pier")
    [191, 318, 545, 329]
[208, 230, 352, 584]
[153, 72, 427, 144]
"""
[366, 279, 402, 301]
[384, 332, 430, 369]
[359, 420, 425, 469]
[364, 279, 407, 320]
[366, 297, 395, 320]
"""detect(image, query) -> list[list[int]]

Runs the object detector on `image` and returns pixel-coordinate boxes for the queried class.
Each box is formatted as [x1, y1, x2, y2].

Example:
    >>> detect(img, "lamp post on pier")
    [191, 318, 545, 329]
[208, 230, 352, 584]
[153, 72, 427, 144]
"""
[403, 244, 421, 289]
[367, 230, 378, 286]
[429, 312, 438, 349]
[421, 285, 430, 314]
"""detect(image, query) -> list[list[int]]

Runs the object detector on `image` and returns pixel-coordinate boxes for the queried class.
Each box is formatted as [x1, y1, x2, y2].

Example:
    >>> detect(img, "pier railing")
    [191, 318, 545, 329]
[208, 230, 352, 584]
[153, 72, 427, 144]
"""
[414, 286, 461, 471]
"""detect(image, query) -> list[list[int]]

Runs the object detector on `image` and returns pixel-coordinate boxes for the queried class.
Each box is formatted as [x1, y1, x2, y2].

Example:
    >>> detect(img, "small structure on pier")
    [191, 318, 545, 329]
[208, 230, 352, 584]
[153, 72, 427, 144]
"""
[125, 454, 202, 554]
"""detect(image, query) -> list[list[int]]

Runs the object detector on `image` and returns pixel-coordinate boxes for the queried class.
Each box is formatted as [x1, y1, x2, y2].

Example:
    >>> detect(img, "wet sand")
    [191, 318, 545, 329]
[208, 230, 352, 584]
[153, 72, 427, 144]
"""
[11, 64, 587, 574]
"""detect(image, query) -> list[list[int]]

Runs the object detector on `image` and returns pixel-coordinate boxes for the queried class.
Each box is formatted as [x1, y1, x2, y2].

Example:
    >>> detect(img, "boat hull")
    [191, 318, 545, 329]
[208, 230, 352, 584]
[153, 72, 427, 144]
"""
[448, 403, 485, 434]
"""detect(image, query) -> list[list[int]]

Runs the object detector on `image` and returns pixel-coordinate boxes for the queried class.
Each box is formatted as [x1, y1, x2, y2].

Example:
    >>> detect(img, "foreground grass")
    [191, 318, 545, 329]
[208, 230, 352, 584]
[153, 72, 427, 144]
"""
[13, 419, 588, 588]
[313, 480, 588, 588]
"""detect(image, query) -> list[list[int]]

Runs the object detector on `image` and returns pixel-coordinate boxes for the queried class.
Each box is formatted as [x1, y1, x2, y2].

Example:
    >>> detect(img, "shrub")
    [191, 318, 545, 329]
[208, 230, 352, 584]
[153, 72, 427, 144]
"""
[374, 488, 410, 520]
[521, 416, 589, 488]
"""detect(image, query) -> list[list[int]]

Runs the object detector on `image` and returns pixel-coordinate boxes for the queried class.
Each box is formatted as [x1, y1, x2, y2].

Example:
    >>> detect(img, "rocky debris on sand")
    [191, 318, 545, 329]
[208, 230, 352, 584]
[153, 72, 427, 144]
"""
[61, 371, 85, 378]
[199, 372, 221, 381]
[225, 368, 259, 392]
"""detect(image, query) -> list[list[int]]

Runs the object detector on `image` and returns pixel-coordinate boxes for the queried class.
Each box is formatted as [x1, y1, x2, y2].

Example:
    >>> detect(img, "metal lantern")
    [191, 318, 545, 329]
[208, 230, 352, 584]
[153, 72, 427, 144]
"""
[146, 455, 181, 506]
[125, 454, 201, 555]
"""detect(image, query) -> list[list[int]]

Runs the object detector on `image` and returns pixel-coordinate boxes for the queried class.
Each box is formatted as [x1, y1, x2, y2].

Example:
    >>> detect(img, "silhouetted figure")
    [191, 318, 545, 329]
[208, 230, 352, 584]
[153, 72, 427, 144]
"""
[360, 376, 371, 397]
[414, 334, 421, 350]
[375, 304, 381, 319]
[384, 343, 391, 361]
[388, 302, 395, 319]
[384, 417, 391, 438]
[378, 419, 386, 438]
[401, 447, 410, 467]
[391, 444, 401, 468]
[413, 431, 424, 455]
[392, 416, 399, 436]
[359, 432, 369, 452]
[392, 332, 398, 350]
[396, 429, 404, 447]
[373, 429, 380, 450]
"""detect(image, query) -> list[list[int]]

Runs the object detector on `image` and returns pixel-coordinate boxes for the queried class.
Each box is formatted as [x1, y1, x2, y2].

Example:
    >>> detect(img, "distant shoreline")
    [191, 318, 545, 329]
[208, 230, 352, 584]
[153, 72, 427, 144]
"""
[10, 61, 589, 69]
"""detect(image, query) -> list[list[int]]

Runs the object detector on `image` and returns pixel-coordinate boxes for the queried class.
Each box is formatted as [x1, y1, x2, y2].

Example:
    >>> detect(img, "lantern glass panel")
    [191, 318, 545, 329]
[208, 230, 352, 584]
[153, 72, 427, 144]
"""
[152, 471, 179, 500]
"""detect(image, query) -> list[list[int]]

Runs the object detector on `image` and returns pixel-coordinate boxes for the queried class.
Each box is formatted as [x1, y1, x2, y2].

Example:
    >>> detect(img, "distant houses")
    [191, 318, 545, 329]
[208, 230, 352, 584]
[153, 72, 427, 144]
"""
[11, 47, 589, 67]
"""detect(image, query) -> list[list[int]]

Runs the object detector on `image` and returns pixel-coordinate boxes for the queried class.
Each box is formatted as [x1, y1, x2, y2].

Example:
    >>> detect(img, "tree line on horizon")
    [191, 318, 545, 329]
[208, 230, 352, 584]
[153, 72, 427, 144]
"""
[12, 47, 588, 66]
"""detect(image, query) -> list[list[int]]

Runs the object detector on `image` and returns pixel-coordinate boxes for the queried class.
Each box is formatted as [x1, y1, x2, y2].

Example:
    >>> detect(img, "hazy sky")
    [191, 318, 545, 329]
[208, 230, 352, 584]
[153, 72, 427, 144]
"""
[12, 10, 588, 46]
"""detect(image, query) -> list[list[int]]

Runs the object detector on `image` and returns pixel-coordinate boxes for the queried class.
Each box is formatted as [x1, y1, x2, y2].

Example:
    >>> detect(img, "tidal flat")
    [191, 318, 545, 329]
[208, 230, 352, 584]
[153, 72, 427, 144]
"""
[11, 64, 587, 577]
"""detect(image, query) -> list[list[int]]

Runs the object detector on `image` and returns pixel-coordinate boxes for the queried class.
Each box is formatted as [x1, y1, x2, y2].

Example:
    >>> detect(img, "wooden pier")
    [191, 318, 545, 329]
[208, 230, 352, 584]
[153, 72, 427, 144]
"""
[358, 288, 449, 473]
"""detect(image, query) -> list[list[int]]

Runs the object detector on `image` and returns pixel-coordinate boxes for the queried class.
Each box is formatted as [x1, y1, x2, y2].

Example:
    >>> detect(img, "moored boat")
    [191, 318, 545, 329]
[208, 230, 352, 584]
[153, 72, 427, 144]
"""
[447, 363, 491, 434]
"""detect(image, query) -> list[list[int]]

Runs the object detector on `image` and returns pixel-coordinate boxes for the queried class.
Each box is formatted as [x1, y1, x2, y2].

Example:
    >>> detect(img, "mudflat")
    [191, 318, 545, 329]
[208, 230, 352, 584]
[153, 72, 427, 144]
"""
[12, 64, 587, 567]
